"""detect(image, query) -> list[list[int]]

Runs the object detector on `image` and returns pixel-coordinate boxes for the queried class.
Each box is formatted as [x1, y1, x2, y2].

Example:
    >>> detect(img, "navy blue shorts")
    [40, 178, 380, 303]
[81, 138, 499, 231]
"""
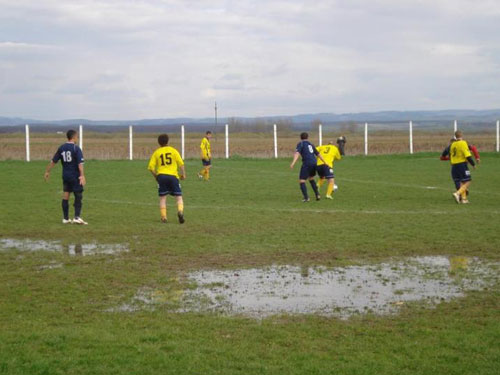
[202, 159, 211, 166]
[451, 163, 471, 183]
[317, 165, 334, 179]
[299, 163, 317, 180]
[157, 174, 182, 196]
[63, 177, 83, 193]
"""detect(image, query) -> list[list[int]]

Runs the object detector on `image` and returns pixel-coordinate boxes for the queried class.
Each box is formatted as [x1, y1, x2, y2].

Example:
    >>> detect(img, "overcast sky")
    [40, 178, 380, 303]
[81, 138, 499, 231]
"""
[1, 0, 499, 120]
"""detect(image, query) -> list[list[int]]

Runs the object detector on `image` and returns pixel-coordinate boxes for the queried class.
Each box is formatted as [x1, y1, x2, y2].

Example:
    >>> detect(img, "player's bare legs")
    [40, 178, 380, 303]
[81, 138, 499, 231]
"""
[176, 195, 185, 224]
[159, 195, 167, 222]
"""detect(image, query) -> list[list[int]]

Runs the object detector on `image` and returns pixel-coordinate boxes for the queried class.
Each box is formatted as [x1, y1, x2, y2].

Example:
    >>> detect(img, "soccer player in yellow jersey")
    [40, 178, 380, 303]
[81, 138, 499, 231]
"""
[198, 131, 212, 181]
[316, 141, 342, 199]
[450, 131, 476, 204]
[148, 134, 186, 223]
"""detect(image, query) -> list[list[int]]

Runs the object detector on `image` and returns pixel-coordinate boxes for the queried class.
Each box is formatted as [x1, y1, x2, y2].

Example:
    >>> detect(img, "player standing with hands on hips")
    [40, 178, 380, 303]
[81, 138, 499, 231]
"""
[44, 129, 87, 224]
[290, 132, 326, 202]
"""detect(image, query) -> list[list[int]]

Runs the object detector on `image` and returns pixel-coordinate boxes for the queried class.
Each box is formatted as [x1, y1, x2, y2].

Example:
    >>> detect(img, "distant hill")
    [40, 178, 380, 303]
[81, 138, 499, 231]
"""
[1, 109, 499, 128]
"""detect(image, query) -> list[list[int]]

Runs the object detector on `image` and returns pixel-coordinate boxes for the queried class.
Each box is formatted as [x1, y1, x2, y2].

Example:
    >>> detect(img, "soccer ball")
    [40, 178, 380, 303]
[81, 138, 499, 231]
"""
[334, 184, 338, 191]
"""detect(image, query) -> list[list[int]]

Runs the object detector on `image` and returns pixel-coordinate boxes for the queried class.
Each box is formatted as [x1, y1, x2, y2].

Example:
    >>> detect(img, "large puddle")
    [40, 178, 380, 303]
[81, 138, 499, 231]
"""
[114, 256, 498, 318]
[0, 238, 129, 256]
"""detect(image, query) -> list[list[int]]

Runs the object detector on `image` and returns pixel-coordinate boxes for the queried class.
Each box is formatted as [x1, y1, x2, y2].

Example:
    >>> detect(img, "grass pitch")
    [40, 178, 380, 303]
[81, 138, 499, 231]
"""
[0, 153, 499, 374]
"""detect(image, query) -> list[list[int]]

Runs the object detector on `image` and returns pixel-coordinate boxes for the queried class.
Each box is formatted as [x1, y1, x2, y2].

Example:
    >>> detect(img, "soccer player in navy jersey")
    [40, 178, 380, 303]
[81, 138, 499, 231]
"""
[290, 132, 326, 202]
[44, 129, 87, 224]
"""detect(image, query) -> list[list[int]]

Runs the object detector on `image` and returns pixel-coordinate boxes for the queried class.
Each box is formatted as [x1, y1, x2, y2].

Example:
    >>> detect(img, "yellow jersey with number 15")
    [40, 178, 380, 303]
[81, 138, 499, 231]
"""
[148, 146, 184, 178]
[316, 145, 341, 167]
[450, 140, 471, 165]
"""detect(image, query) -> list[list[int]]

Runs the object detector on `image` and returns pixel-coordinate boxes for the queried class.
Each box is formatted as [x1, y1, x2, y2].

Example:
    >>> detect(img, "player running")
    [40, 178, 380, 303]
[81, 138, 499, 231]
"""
[290, 132, 326, 202]
[198, 131, 212, 181]
[449, 131, 476, 204]
[148, 134, 186, 224]
[316, 141, 342, 199]
[44, 129, 87, 224]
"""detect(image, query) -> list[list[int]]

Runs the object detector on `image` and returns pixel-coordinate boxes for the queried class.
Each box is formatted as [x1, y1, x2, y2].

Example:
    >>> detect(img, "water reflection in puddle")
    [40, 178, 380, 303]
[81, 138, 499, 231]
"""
[0, 238, 128, 256]
[115, 256, 498, 318]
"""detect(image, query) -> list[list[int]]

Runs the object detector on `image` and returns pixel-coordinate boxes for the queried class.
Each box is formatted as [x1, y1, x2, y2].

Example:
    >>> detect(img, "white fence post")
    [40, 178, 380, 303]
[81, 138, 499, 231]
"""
[225, 124, 229, 159]
[79, 124, 83, 150]
[496, 120, 499, 152]
[364, 122, 368, 155]
[409, 120, 413, 154]
[181, 125, 185, 159]
[318, 123, 323, 146]
[273, 124, 278, 159]
[454, 120, 457, 132]
[25, 124, 30, 162]
[129, 125, 133, 160]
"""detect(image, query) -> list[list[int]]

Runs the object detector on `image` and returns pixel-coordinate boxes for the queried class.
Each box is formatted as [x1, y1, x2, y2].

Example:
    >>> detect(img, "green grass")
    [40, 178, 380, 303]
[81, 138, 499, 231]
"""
[0, 153, 499, 374]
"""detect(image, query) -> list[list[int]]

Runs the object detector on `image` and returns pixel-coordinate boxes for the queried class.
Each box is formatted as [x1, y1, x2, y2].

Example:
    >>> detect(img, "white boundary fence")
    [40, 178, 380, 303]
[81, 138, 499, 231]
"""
[409, 121, 413, 155]
[497, 120, 500, 152]
[129, 125, 133, 160]
[273, 124, 278, 159]
[180, 125, 185, 159]
[79, 124, 83, 150]
[364, 122, 368, 155]
[25, 124, 30, 162]
[225, 124, 229, 159]
[21, 120, 500, 161]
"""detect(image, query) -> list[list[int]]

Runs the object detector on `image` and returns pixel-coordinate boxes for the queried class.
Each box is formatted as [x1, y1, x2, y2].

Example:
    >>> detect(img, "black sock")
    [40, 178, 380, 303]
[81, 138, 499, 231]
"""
[62, 199, 69, 220]
[74, 192, 82, 218]
[300, 182, 308, 199]
[310, 180, 319, 197]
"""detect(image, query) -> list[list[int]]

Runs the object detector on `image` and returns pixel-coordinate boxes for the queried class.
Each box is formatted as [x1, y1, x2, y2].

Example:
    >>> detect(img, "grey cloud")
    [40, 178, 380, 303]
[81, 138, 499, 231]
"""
[0, 0, 499, 120]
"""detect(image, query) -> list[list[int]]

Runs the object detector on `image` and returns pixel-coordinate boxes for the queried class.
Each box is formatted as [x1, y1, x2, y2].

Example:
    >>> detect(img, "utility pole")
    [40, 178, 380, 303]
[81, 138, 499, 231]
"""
[214, 101, 218, 140]
[215, 101, 218, 127]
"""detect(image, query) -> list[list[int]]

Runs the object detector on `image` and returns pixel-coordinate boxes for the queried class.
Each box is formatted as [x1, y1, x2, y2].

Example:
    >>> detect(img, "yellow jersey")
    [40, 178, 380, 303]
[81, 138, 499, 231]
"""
[148, 146, 184, 178]
[316, 145, 341, 167]
[450, 140, 471, 165]
[200, 137, 211, 160]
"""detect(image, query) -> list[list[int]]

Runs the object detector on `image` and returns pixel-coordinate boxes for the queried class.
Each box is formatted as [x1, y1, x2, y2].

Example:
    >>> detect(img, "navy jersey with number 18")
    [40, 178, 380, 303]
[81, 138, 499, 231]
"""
[52, 142, 84, 179]
[296, 140, 319, 165]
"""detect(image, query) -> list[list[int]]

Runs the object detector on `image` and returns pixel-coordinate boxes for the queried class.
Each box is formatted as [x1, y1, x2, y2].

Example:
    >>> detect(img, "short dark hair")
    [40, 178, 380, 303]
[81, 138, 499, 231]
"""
[300, 132, 308, 140]
[206, 131, 212, 135]
[66, 129, 77, 140]
[158, 134, 169, 146]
